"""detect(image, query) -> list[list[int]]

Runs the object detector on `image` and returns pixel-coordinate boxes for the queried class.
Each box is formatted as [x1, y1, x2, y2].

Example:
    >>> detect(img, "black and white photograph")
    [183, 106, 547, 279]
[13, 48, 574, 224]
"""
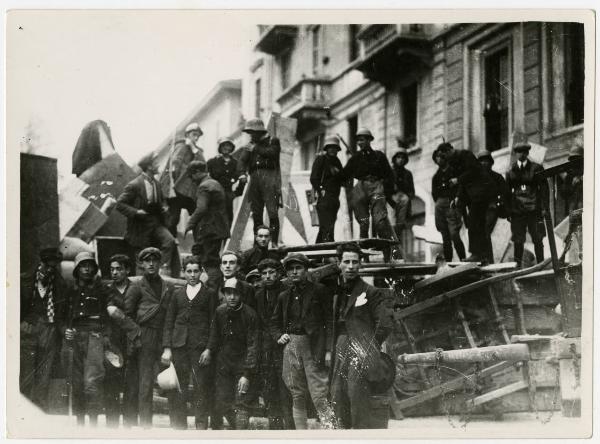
[4, 7, 595, 439]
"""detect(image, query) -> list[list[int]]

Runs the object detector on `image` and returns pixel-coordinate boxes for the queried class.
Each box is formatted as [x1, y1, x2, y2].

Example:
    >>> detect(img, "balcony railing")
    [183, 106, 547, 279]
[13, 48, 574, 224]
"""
[357, 24, 434, 58]
[276, 77, 332, 120]
[255, 25, 298, 55]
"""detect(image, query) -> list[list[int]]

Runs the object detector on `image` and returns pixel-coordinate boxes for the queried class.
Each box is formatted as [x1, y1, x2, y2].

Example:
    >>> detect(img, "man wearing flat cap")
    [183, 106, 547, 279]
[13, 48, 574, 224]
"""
[124, 247, 174, 428]
[340, 128, 396, 240]
[64, 252, 111, 426]
[270, 253, 336, 429]
[117, 152, 179, 277]
[20, 248, 67, 411]
[185, 160, 230, 289]
[160, 122, 206, 236]
[208, 137, 241, 230]
[236, 118, 282, 246]
[310, 135, 344, 243]
[506, 141, 548, 267]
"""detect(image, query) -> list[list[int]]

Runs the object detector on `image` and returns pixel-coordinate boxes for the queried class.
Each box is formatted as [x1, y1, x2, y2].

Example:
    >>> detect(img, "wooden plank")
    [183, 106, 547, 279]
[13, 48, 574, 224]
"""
[471, 380, 528, 406]
[414, 262, 480, 290]
[65, 201, 108, 243]
[454, 300, 477, 348]
[398, 344, 530, 365]
[489, 286, 511, 344]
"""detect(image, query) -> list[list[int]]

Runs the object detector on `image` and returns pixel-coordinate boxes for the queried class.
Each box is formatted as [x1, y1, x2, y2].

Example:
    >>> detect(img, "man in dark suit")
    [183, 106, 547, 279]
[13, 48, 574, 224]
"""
[310, 136, 344, 243]
[161, 256, 218, 430]
[208, 137, 240, 230]
[160, 122, 206, 236]
[330, 243, 394, 429]
[239, 226, 283, 276]
[20, 248, 67, 412]
[270, 253, 335, 429]
[506, 141, 548, 267]
[117, 152, 179, 277]
[124, 247, 174, 428]
[185, 160, 230, 290]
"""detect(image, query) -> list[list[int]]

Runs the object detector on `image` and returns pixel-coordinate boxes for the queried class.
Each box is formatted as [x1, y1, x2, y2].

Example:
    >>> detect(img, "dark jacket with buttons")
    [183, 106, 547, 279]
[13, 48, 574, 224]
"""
[506, 160, 548, 215]
[341, 147, 395, 198]
[236, 134, 281, 175]
[269, 280, 333, 365]
[207, 304, 259, 377]
[124, 275, 174, 329]
[208, 155, 238, 192]
[162, 284, 218, 349]
[65, 277, 111, 330]
[310, 154, 344, 195]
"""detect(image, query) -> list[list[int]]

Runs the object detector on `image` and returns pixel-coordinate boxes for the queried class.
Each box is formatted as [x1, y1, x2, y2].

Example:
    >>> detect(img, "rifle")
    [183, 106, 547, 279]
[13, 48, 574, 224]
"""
[65, 306, 74, 419]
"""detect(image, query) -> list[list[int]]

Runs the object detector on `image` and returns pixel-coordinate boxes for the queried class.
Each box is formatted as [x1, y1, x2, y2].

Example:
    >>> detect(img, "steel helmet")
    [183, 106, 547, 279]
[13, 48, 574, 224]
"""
[322, 135, 341, 151]
[73, 252, 98, 277]
[217, 137, 235, 154]
[356, 128, 374, 141]
[243, 118, 267, 133]
[568, 144, 583, 161]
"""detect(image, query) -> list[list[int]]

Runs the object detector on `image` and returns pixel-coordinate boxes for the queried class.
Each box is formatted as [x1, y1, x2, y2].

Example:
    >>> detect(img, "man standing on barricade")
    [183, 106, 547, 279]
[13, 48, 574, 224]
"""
[391, 147, 415, 238]
[124, 247, 174, 428]
[329, 243, 395, 429]
[208, 137, 239, 230]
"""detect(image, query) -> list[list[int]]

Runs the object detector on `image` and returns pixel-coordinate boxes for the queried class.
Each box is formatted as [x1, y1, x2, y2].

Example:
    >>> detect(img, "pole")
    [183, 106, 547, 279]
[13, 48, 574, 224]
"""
[398, 344, 530, 365]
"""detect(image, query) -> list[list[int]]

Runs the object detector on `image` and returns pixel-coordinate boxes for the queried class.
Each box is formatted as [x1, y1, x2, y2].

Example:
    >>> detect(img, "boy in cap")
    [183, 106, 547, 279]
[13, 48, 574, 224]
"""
[310, 136, 344, 243]
[124, 247, 174, 428]
[340, 128, 396, 240]
[208, 137, 240, 229]
[239, 225, 283, 276]
[270, 253, 336, 429]
[161, 256, 218, 429]
[186, 160, 230, 290]
[391, 145, 415, 237]
[236, 118, 282, 245]
[505, 141, 548, 267]
[116, 152, 179, 277]
[254, 258, 294, 429]
[329, 243, 395, 429]
[20, 248, 67, 411]
[160, 122, 206, 236]
[64, 252, 111, 426]
[205, 278, 259, 429]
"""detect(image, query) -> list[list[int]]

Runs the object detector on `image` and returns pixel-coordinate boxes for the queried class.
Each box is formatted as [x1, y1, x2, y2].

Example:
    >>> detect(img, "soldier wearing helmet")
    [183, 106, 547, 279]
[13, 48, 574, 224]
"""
[340, 128, 396, 240]
[236, 118, 282, 245]
[391, 143, 415, 237]
[310, 135, 344, 243]
[160, 122, 206, 236]
[207, 137, 240, 229]
[562, 143, 584, 216]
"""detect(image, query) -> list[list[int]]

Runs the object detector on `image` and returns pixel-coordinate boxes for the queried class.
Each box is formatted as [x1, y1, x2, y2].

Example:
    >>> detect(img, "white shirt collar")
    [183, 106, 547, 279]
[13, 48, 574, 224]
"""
[518, 159, 528, 169]
[186, 282, 202, 300]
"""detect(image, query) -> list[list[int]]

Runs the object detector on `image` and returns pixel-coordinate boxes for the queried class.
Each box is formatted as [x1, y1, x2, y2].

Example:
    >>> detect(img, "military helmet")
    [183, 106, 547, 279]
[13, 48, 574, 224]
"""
[355, 128, 374, 141]
[217, 137, 235, 154]
[243, 118, 267, 133]
[568, 144, 584, 161]
[322, 135, 341, 151]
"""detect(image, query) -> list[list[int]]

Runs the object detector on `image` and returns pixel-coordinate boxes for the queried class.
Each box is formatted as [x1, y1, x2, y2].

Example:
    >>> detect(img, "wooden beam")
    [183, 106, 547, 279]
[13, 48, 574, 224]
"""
[471, 380, 528, 406]
[398, 344, 530, 365]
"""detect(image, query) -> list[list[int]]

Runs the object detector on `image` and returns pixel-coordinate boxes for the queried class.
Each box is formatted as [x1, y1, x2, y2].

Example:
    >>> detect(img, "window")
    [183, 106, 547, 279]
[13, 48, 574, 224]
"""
[279, 50, 291, 91]
[400, 83, 418, 147]
[254, 78, 262, 118]
[564, 23, 584, 126]
[483, 46, 511, 151]
[301, 133, 323, 171]
[349, 24, 360, 61]
[312, 26, 320, 75]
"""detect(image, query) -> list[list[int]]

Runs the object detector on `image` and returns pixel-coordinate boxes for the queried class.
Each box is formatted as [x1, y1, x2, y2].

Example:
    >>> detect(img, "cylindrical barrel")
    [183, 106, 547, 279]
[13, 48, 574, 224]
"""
[398, 344, 530, 364]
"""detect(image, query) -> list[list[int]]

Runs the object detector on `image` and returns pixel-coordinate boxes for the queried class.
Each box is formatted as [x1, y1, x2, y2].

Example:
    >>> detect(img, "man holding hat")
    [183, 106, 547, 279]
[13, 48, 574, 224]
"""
[117, 152, 179, 277]
[310, 135, 344, 243]
[124, 247, 174, 428]
[506, 140, 548, 267]
[391, 145, 415, 237]
[477, 150, 511, 263]
[205, 278, 260, 429]
[236, 118, 282, 246]
[160, 122, 206, 236]
[329, 243, 395, 429]
[186, 160, 230, 289]
[253, 258, 294, 429]
[270, 253, 336, 429]
[340, 128, 395, 240]
[64, 252, 111, 426]
[208, 137, 240, 229]
[20, 247, 67, 411]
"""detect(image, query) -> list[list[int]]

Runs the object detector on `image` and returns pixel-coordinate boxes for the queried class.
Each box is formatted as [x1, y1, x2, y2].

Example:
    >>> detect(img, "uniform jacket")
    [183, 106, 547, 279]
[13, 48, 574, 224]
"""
[162, 284, 218, 349]
[310, 154, 344, 195]
[449, 150, 497, 205]
[20, 272, 68, 326]
[331, 277, 394, 352]
[392, 165, 415, 197]
[116, 174, 168, 248]
[506, 160, 548, 215]
[186, 176, 230, 242]
[236, 134, 281, 176]
[239, 246, 283, 276]
[159, 139, 206, 200]
[124, 275, 174, 328]
[215, 278, 256, 309]
[431, 165, 459, 201]
[207, 155, 238, 193]
[65, 277, 111, 330]
[341, 147, 395, 198]
[207, 304, 259, 377]
[269, 280, 333, 365]
[489, 170, 511, 216]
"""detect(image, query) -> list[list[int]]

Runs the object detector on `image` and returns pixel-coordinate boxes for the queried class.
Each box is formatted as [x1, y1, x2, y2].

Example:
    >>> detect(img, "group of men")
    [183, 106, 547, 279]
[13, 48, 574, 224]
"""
[21, 238, 395, 430]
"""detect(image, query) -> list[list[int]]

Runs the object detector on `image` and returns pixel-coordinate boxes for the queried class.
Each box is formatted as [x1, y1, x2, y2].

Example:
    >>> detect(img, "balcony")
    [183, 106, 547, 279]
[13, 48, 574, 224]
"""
[255, 25, 298, 55]
[276, 77, 332, 120]
[355, 24, 434, 86]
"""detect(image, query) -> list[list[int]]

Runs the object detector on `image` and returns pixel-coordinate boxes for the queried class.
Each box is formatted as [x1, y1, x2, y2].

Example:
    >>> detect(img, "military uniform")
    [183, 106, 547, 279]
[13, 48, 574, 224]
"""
[207, 154, 239, 229]
[391, 150, 415, 234]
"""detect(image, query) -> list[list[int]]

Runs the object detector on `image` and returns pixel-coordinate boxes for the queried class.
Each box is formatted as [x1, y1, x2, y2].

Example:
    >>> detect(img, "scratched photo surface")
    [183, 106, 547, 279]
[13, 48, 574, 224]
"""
[6, 8, 594, 439]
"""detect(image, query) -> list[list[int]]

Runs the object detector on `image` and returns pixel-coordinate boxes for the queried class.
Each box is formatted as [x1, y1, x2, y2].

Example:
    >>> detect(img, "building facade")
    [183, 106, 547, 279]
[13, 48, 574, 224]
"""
[250, 22, 585, 260]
